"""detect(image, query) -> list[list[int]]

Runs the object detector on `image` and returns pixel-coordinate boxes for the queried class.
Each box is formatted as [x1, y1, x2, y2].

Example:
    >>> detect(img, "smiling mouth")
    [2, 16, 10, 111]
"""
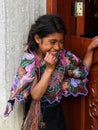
[49, 51, 58, 56]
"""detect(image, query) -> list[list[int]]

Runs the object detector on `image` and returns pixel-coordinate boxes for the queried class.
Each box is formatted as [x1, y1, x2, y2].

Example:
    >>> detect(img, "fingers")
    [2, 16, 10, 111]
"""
[92, 36, 98, 41]
[91, 36, 98, 44]
[44, 52, 58, 72]
[90, 36, 98, 50]
[44, 52, 57, 65]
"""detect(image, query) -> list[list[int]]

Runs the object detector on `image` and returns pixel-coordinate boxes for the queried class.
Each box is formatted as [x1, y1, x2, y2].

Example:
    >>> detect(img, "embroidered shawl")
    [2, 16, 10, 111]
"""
[4, 49, 88, 130]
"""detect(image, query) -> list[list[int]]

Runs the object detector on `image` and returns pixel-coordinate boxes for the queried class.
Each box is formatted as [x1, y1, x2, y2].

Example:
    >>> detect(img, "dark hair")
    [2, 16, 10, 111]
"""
[27, 14, 67, 52]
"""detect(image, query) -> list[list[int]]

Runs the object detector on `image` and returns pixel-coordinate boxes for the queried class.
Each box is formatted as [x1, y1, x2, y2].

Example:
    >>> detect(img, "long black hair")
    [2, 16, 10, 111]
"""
[27, 14, 67, 52]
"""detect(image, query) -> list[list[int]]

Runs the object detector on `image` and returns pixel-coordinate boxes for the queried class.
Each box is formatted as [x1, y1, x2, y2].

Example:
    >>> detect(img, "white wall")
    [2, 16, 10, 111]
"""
[0, 0, 46, 129]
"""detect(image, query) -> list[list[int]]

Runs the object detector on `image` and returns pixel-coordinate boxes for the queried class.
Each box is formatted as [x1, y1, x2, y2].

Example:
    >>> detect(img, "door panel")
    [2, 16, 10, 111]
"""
[85, 70, 98, 130]
[70, 36, 98, 130]
[46, 0, 98, 130]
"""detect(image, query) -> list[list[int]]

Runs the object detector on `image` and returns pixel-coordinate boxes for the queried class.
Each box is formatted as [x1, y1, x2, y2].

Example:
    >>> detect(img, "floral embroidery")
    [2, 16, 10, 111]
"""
[10, 52, 36, 101]
[9, 49, 88, 103]
[41, 50, 88, 103]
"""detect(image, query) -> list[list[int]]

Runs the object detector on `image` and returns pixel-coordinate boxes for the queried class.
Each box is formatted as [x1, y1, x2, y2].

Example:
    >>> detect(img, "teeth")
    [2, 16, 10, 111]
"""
[50, 52, 57, 54]
[48, 51, 58, 56]
[51, 52, 56, 54]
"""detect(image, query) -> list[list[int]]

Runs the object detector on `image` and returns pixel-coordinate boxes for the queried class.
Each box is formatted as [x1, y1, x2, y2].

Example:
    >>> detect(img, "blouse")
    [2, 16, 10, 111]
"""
[9, 49, 88, 104]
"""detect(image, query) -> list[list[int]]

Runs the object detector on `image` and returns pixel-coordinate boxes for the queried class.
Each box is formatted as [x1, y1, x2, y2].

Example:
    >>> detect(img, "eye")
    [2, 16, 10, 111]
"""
[49, 40, 57, 44]
[59, 40, 65, 44]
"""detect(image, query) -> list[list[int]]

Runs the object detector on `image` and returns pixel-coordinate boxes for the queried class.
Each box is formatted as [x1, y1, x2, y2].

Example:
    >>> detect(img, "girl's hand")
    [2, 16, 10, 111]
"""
[44, 52, 57, 73]
[88, 36, 98, 51]
[83, 36, 98, 72]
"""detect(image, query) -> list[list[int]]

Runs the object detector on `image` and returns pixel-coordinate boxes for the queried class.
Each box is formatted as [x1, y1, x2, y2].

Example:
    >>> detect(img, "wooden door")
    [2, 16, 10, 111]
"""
[46, 0, 98, 130]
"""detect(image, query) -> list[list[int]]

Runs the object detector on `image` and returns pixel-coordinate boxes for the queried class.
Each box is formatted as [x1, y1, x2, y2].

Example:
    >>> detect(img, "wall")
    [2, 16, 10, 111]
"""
[0, 0, 46, 130]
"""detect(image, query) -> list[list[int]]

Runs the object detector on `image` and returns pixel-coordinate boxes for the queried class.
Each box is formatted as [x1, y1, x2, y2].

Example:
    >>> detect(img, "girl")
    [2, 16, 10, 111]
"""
[4, 14, 98, 130]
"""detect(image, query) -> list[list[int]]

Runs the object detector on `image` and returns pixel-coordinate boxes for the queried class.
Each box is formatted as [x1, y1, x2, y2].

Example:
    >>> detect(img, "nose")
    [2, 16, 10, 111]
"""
[54, 43, 62, 50]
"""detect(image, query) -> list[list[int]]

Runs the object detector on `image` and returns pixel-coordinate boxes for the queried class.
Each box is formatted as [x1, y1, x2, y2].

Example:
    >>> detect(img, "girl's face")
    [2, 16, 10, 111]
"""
[35, 32, 65, 57]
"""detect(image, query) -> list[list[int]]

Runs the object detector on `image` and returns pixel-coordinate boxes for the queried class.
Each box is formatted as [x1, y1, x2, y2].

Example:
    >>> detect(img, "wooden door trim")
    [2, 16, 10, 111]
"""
[46, 0, 57, 14]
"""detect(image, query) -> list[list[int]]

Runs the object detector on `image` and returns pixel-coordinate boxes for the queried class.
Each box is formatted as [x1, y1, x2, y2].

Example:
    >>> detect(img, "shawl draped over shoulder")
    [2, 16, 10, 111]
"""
[3, 49, 88, 130]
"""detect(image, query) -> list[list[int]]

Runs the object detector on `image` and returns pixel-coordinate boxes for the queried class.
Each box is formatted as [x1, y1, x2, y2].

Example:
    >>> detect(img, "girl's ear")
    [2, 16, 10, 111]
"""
[34, 34, 41, 44]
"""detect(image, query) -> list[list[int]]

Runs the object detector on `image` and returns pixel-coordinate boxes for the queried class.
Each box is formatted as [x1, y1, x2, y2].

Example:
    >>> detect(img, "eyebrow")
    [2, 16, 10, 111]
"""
[48, 38, 65, 41]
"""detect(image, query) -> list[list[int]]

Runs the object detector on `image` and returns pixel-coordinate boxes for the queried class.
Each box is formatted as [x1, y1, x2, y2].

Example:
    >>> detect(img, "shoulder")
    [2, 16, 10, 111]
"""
[59, 49, 82, 65]
[19, 52, 36, 67]
[59, 49, 72, 56]
[60, 49, 80, 60]
[22, 52, 35, 60]
[59, 49, 73, 58]
[60, 49, 74, 57]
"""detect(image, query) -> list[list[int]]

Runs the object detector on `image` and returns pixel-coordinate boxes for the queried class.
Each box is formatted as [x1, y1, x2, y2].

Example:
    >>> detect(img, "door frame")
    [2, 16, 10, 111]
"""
[46, 0, 57, 14]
